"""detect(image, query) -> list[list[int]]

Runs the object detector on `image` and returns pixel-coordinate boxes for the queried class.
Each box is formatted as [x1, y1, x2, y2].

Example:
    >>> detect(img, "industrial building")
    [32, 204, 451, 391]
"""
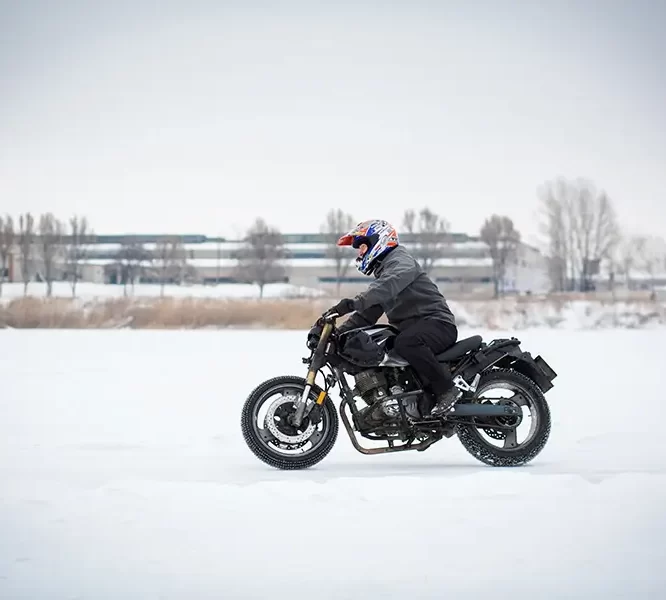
[2, 232, 550, 297]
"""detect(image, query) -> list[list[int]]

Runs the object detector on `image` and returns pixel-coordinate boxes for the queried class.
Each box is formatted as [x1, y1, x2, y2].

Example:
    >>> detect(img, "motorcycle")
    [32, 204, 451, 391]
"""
[240, 313, 557, 470]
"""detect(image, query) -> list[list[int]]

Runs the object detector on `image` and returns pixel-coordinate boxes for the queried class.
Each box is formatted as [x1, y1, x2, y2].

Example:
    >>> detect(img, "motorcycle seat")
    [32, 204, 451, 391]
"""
[436, 335, 483, 362]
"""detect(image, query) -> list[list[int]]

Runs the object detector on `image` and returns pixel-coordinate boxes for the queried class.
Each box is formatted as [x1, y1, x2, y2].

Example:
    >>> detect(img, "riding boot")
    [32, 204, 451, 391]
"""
[430, 387, 462, 416]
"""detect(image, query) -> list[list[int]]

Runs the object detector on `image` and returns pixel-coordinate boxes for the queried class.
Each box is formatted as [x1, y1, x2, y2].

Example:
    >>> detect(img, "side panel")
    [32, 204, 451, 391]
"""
[365, 327, 398, 347]
[459, 346, 513, 381]
[379, 351, 409, 367]
[338, 325, 398, 347]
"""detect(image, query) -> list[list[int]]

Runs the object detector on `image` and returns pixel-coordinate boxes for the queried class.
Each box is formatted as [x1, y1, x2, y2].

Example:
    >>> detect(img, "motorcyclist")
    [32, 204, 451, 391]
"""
[324, 219, 461, 417]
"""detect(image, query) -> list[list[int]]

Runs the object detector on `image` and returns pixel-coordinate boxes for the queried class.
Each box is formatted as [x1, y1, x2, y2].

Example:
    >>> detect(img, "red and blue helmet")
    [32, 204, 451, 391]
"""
[337, 219, 399, 275]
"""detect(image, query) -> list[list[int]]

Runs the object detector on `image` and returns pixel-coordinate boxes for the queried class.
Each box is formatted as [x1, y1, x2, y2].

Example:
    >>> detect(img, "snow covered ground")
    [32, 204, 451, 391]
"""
[1, 328, 665, 599]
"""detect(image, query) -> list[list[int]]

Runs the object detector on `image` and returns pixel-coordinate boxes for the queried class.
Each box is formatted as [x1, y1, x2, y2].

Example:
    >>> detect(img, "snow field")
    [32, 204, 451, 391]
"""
[1, 328, 665, 599]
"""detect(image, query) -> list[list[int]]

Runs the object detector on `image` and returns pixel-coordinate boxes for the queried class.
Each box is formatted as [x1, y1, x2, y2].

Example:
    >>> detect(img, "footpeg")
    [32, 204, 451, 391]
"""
[453, 373, 480, 393]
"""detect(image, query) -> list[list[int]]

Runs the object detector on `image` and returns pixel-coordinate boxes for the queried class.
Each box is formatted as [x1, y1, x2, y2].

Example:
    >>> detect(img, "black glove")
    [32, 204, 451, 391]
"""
[307, 322, 323, 349]
[324, 298, 355, 318]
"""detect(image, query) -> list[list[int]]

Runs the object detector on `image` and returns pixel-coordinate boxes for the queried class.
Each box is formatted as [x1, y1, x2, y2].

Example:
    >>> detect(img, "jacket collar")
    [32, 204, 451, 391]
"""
[371, 245, 400, 277]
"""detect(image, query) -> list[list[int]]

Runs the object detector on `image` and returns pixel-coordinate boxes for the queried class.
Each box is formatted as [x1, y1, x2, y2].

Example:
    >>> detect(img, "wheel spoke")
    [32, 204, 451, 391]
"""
[259, 428, 275, 443]
[511, 392, 529, 407]
[503, 427, 518, 449]
[308, 427, 324, 446]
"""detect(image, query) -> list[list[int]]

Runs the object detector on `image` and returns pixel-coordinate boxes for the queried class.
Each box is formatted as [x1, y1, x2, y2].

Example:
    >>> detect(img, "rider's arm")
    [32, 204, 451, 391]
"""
[339, 303, 384, 332]
[351, 258, 419, 313]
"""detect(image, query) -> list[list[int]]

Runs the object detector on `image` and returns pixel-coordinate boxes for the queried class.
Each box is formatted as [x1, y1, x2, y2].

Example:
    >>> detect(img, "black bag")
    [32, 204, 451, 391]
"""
[339, 330, 385, 366]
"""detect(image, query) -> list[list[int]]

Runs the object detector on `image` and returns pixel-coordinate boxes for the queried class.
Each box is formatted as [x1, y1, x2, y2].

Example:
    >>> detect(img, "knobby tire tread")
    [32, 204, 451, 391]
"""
[240, 375, 339, 470]
[456, 368, 551, 467]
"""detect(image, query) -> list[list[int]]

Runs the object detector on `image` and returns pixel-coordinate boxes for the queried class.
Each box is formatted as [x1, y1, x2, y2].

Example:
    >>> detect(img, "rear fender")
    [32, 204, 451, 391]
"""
[495, 351, 558, 393]
[457, 338, 557, 394]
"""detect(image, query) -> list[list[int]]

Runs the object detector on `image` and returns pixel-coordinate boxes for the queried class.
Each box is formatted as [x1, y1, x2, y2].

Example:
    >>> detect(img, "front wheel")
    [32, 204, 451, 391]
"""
[240, 375, 339, 470]
[456, 368, 552, 467]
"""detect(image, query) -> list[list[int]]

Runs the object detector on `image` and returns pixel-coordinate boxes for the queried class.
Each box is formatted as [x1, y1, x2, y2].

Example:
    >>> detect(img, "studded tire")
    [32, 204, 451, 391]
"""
[456, 369, 551, 467]
[241, 375, 339, 470]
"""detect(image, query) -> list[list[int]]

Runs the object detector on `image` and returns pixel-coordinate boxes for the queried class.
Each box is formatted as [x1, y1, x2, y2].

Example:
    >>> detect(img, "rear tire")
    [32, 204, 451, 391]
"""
[456, 369, 551, 467]
[241, 375, 339, 470]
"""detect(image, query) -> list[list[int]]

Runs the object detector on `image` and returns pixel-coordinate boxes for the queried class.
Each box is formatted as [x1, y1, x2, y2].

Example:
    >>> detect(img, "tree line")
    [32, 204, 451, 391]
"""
[0, 212, 193, 297]
[236, 177, 665, 297]
[234, 208, 521, 298]
[0, 213, 91, 297]
[538, 177, 665, 293]
[2, 176, 664, 298]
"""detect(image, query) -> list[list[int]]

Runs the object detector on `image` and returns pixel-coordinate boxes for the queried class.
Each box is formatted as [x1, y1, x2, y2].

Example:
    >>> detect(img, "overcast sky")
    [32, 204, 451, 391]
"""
[2, 0, 664, 245]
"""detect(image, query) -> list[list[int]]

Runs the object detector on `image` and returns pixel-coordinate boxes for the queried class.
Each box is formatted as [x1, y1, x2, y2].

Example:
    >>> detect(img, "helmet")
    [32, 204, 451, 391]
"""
[337, 219, 399, 275]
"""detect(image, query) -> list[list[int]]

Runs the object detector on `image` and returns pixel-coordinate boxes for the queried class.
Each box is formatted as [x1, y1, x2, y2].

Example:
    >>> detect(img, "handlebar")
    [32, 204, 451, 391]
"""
[306, 313, 339, 351]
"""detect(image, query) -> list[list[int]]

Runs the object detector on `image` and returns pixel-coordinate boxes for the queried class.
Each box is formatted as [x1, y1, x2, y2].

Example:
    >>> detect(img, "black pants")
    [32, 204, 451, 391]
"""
[393, 318, 458, 395]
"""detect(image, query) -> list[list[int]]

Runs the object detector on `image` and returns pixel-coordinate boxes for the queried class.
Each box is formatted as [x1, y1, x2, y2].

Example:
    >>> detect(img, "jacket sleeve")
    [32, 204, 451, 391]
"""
[338, 303, 384, 332]
[352, 257, 420, 313]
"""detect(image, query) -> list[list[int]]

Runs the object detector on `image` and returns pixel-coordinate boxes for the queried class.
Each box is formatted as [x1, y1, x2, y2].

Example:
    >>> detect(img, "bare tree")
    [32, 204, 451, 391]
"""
[611, 233, 644, 292]
[234, 218, 288, 298]
[572, 187, 619, 291]
[17, 213, 35, 295]
[0, 215, 15, 297]
[634, 235, 666, 294]
[321, 209, 355, 294]
[538, 177, 619, 292]
[480, 214, 521, 298]
[403, 209, 416, 234]
[65, 215, 92, 298]
[216, 237, 222, 284]
[116, 241, 153, 296]
[37, 213, 65, 297]
[538, 177, 591, 291]
[538, 184, 570, 292]
[154, 237, 187, 296]
[402, 207, 450, 275]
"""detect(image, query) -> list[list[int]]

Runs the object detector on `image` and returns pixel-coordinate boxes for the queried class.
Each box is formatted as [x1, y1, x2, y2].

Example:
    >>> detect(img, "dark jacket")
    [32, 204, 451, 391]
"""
[341, 245, 456, 332]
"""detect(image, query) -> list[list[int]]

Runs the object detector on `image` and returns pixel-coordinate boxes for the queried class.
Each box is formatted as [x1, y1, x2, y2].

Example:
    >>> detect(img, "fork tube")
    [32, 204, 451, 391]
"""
[293, 322, 332, 426]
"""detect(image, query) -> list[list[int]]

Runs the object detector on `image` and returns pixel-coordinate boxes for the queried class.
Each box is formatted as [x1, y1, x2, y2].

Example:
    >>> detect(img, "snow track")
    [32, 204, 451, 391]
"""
[1, 328, 665, 598]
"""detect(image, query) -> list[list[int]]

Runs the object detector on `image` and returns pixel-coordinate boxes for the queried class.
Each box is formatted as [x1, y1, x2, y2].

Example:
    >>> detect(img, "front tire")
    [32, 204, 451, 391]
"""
[240, 375, 339, 470]
[456, 368, 551, 467]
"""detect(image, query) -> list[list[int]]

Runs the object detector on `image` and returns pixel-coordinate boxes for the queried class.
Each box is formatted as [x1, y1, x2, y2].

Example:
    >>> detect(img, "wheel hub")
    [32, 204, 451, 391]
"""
[476, 399, 522, 439]
[496, 398, 522, 428]
[265, 395, 316, 445]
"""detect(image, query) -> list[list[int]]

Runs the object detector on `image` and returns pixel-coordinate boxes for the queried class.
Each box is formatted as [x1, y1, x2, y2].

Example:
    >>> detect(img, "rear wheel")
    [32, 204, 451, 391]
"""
[456, 369, 551, 467]
[240, 375, 339, 470]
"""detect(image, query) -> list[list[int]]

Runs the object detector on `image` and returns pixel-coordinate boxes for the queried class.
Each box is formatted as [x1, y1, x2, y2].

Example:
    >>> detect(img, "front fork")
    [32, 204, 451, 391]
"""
[291, 321, 333, 427]
[292, 370, 330, 427]
[291, 371, 315, 426]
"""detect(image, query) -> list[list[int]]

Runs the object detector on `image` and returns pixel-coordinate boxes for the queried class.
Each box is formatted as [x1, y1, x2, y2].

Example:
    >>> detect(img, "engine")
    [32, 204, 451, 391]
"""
[353, 369, 389, 405]
[353, 369, 406, 405]
[353, 368, 420, 420]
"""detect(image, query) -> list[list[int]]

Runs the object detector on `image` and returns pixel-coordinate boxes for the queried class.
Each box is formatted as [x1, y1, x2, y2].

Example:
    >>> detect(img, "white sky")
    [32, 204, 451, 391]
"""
[2, 0, 665, 246]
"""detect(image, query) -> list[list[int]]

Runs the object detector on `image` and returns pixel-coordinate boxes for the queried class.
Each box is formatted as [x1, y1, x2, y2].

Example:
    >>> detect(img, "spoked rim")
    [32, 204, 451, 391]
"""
[250, 384, 332, 457]
[471, 379, 540, 451]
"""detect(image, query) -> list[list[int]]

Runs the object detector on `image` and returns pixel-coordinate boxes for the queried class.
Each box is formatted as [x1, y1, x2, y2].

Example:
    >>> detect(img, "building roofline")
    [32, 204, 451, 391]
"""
[69, 232, 478, 245]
